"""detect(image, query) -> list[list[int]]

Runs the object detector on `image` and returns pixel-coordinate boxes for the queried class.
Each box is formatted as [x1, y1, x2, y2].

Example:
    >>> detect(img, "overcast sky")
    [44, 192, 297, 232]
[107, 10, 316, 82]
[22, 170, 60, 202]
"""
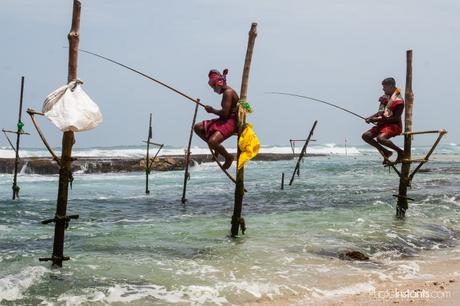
[1, 0, 459, 149]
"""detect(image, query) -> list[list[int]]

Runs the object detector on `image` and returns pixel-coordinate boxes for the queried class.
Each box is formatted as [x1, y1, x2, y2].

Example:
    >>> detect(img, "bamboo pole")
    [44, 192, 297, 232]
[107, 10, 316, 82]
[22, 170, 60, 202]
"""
[289, 121, 318, 186]
[78, 49, 206, 108]
[396, 50, 414, 218]
[409, 129, 447, 180]
[344, 138, 348, 157]
[181, 102, 199, 203]
[43, 0, 81, 267]
[12, 76, 25, 200]
[27, 110, 61, 164]
[290, 140, 295, 156]
[290, 138, 316, 158]
[404, 130, 442, 136]
[208, 145, 247, 191]
[2, 130, 17, 152]
[145, 113, 152, 194]
[230, 23, 257, 237]
[147, 144, 164, 170]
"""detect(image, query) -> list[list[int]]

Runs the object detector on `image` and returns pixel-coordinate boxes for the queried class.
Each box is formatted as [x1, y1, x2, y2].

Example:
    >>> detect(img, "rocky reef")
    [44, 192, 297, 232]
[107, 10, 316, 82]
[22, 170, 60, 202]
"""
[0, 153, 319, 175]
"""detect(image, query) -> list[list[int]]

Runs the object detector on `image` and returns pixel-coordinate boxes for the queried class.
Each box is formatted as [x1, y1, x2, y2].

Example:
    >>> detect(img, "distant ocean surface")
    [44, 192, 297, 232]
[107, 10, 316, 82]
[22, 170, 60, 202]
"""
[1, 142, 459, 158]
[1, 143, 459, 305]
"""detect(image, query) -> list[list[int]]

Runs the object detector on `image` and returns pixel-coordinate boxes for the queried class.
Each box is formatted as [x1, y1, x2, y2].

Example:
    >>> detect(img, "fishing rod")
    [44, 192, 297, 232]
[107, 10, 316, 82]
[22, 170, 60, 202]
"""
[267, 91, 367, 121]
[76, 48, 205, 108]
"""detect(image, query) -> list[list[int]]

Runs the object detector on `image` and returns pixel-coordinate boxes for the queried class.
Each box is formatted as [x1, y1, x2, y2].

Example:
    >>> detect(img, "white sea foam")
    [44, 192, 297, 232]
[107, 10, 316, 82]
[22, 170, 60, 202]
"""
[53, 279, 286, 305]
[395, 261, 421, 280]
[57, 288, 108, 305]
[57, 283, 228, 305]
[309, 282, 375, 299]
[227, 280, 282, 299]
[175, 262, 220, 276]
[0, 266, 49, 302]
[0, 144, 362, 159]
[3, 143, 458, 159]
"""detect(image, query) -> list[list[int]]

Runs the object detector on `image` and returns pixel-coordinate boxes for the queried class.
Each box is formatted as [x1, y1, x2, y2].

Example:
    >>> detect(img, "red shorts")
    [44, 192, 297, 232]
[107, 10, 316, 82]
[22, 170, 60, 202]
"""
[203, 115, 237, 141]
[366, 123, 402, 138]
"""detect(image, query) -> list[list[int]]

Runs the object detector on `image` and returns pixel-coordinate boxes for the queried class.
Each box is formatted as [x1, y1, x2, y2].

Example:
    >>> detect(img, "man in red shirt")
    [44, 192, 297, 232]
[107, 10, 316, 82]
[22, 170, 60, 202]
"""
[362, 77, 404, 164]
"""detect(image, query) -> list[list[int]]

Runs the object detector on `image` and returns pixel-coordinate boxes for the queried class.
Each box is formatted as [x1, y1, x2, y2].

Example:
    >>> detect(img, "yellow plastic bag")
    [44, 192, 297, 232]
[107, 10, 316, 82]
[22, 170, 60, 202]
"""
[238, 123, 260, 170]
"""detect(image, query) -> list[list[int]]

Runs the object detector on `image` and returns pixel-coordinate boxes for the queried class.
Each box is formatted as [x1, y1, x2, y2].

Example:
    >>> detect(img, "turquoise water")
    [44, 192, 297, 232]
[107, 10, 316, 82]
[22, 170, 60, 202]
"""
[0, 145, 459, 305]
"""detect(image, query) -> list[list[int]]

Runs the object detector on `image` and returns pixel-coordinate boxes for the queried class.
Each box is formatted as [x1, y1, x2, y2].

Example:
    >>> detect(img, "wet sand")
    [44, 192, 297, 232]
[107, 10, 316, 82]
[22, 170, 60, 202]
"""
[242, 251, 460, 306]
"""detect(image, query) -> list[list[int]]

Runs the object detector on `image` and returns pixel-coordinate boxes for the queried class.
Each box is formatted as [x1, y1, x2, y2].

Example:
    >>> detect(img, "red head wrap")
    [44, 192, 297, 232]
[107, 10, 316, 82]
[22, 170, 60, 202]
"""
[208, 69, 228, 87]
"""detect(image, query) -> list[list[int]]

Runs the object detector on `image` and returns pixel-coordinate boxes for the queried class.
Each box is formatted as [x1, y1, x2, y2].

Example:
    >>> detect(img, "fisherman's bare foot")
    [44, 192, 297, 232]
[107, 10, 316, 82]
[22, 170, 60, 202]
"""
[222, 155, 234, 170]
[381, 150, 393, 165]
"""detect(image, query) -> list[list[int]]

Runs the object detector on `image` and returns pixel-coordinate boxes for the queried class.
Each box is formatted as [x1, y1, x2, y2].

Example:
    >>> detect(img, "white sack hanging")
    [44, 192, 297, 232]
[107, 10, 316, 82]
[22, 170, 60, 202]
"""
[42, 80, 102, 132]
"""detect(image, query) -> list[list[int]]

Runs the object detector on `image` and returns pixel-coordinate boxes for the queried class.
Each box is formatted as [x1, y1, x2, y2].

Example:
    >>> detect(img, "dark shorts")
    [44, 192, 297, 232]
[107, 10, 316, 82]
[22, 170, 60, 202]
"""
[366, 123, 402, 138]
[203, 116, 237, 141]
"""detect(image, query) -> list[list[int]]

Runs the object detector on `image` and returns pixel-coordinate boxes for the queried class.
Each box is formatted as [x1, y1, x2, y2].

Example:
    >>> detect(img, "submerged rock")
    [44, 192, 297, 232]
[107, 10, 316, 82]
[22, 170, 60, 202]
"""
[338, 251, 370, 261]
[0, 152, 325, 175]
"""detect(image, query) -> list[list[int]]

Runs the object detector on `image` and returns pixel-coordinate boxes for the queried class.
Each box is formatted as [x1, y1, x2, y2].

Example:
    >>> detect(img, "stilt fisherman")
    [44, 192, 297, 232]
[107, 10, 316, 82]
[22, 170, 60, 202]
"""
[362, 77, 404, 164]
[194, 69, 239, 169]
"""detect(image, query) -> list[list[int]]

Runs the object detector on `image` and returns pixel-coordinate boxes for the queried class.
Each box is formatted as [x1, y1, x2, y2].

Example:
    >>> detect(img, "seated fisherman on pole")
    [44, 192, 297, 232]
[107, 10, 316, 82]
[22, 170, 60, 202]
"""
[362, 77, 404, 164]
[194, 69, 239, 169]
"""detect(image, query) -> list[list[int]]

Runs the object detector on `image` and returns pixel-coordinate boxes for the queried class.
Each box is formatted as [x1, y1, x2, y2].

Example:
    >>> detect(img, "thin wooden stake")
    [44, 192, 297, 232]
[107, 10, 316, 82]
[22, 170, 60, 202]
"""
[344, 138, 348, 157]
[409, 129, 447, 180]
[143, 114, 164, 195]
[12, 76, 25, 200]
[290, 140, 295, 156]
[2, 130, 17, 152]
[145, 113, 152, 194]
[281, 173, 285, 190]
[231, 23, 258, 238]
[182, 102, 199, 203]
[27, 110, 61, 164]
[289, 121, 318, 186]
[44, 0, 81, 267]
[396, 50, 413, 218]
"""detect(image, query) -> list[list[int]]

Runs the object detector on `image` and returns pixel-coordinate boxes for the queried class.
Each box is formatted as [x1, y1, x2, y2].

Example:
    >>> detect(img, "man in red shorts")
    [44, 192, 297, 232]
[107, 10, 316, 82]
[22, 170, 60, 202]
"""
[194, 69, 239, 169]
[362, 77, 404, 164]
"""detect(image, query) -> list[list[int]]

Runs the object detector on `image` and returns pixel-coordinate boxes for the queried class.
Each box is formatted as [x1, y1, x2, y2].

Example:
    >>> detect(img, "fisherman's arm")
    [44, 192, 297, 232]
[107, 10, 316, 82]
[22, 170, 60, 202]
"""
[366, 111, 384, 123]
[376, 104, 404, 124]
[205, 90, 233, 118]
[366, 97, 388, 123]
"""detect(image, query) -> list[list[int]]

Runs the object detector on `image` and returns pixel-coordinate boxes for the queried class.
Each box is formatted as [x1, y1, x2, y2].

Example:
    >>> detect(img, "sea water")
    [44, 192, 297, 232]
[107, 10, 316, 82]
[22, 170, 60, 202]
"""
[0, 144, 459, 305]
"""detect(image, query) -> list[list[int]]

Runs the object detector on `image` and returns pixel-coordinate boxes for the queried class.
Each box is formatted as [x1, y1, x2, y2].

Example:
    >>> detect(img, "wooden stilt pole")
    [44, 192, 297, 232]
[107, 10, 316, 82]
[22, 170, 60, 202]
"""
[40, 0, 81, 267]
[231, 23, 257, 238]
[387, 51, 447, 216]
[396, 50, 414, 218]
[289, 121, 318, 186]
[12, 76, 25, 200]
[408, 129, 447, 180]
[145, 113, 152, 194]
[181, 102, 199, 203]
[281, 173, 285, 190]
[344, 137, 348, 157]
[290, 140, 295, 157]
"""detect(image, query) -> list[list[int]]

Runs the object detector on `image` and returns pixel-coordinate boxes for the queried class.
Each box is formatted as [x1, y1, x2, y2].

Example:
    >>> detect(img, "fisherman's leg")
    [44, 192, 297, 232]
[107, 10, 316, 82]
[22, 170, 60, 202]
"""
[377, 134, 403, 162]
[208, 132, 234, 169]
[362, 131, 392, 158]
[194, 122, 208, 142]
